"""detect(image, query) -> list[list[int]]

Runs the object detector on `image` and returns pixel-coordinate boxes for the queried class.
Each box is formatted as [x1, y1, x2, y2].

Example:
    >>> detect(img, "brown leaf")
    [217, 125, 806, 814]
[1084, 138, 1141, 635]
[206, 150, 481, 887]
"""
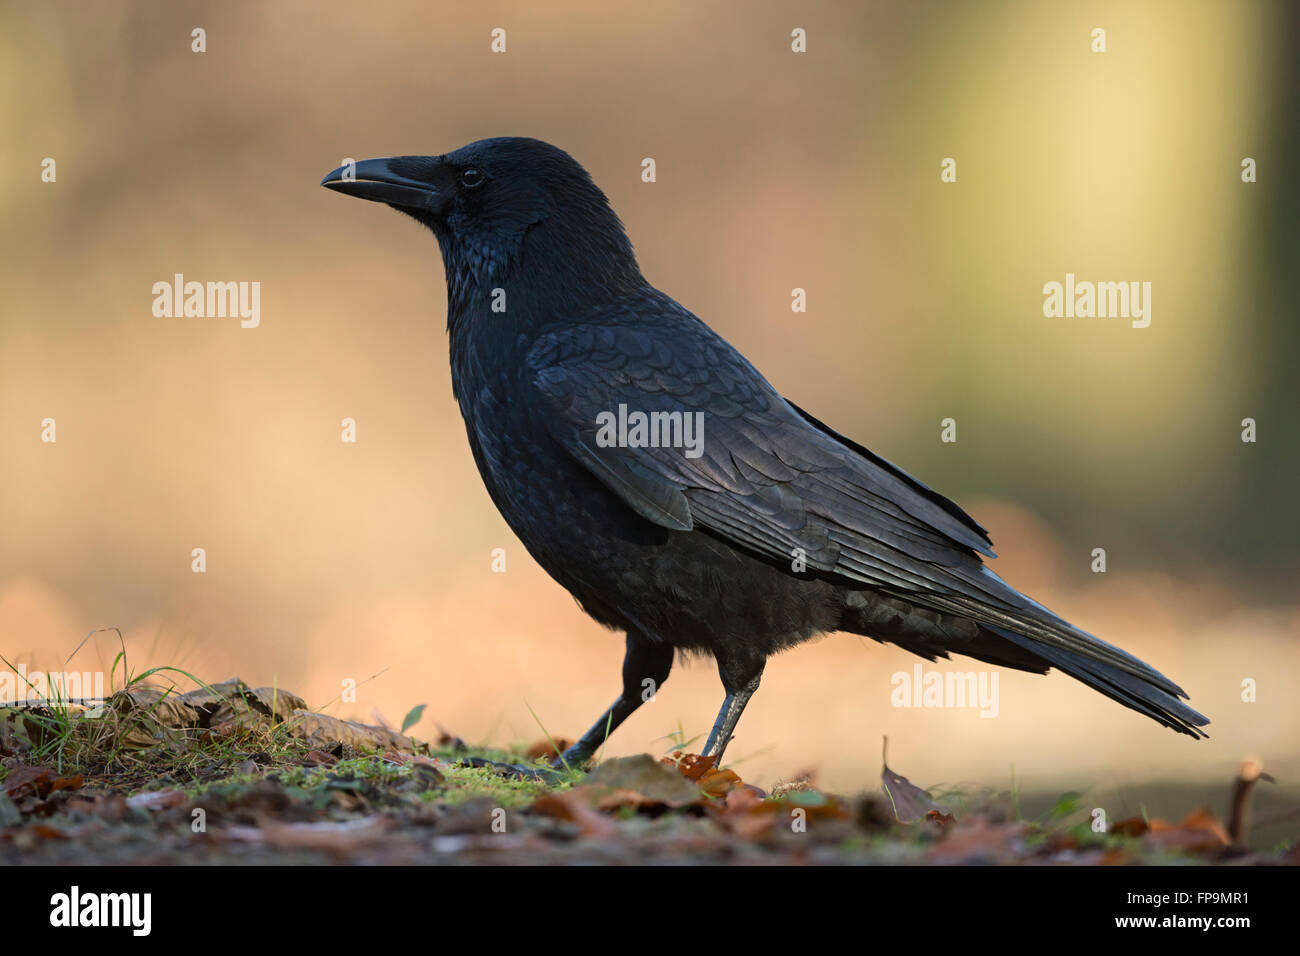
[110, 687, 200, 730]
[207, 721, 237, 740]
[1110, 816, 1149, 837]
[525, 738, 575, 761]
[723, 787, 764, 813]
[50, 774, 83, 792]
[585, 754, 705, 807]
[697, 767, 743, 798]
[662, 751, 718, 781]
[660, 751, 746, 798]
[717, 787, 776, 838]
[925, 809, 956, 828]
[284, 709, 420, 753]
[105, 680, 309, 746]
[2, 766, 79, 804]
[221, 815, 391, 849]
[3, 765, 53, 799]
[718, 789, 852, 839]
[530, 791, 619, 837]
[94, 795, 127, 821]
[125, 789, 188, 810]
[176, 679, 252, 712]
[301, 749, 340, 767]
[729, 811, 780, 840]
[207, 687, 308, 731]
[1109, 807, 1230, 854]
[243, 686, 308, 722]
[1145, 807, 1231, 854]
[924, 819, 1028, 864]
[590, 787, 664, 812]
[1045, 829, 1080, 850]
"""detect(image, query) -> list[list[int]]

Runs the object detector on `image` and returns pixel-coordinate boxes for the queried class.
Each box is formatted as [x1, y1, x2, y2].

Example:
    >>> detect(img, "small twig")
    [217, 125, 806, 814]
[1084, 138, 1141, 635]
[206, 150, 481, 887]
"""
[1227, 755, 1275, 846]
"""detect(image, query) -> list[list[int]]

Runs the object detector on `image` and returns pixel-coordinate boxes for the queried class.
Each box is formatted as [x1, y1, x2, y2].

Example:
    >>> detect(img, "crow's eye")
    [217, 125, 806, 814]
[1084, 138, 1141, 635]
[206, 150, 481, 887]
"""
[461, 167, 484, 189]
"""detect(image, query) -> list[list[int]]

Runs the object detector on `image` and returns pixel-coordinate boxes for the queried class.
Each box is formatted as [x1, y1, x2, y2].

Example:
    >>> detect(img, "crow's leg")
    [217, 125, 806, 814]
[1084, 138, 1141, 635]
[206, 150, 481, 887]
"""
[466, 632, 672, 780]
[701, 650, 765, 763]
[556, 634, 674, 767]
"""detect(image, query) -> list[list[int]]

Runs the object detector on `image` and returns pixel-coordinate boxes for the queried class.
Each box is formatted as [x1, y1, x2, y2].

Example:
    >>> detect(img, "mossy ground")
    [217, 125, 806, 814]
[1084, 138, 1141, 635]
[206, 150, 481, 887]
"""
[0, 667, 1293, 865]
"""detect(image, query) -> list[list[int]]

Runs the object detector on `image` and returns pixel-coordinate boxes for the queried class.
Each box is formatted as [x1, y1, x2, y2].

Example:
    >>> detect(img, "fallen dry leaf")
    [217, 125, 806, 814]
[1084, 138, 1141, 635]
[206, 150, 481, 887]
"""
[284, 710, 420, 753]
[1110, 807, 1231, 855]
[1145, 807, 1231, 854]
[925, 809, 956, 828]
[4, 766, 51, 798]
[530, 790, 620, 838]
[102, 680, 309, 749]
[301, 749, 340, 767]
[698, 769, 743, 798]
[220, 815, 391, 849]
[110, 687, 200, 731]
[1110, 816, 1150, 837]
[881, 737, 950, 823]
[586, 754, 705, 807]
[923, 819, 1029, 864]
[3, 766, 82, 801]
[125, 789, 188, 810]
[882, 763, 947, 823]
[723, 787, 764, 813]
[663, 752, 718, 781]
[590, 787, 665, 812]
[660, 752, 746, 798]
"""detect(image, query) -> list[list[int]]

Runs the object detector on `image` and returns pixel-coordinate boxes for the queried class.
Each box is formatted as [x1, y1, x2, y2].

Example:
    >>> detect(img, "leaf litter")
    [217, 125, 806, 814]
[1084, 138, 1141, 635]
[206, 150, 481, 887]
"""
[0, 677, 1294, 865]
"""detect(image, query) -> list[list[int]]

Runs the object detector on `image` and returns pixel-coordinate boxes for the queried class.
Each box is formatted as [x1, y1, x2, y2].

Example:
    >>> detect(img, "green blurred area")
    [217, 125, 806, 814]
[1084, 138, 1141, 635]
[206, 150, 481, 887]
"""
[890, 1, 1299, 584]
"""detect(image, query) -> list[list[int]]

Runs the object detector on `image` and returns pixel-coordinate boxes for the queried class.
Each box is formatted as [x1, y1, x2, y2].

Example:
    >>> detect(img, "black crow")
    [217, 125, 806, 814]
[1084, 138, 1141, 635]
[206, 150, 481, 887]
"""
[321, 137, 1208, 768]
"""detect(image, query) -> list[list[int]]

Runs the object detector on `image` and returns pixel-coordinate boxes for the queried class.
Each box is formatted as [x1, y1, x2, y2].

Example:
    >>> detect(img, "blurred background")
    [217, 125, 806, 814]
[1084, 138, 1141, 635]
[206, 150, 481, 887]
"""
[2, 1, 1297, 806]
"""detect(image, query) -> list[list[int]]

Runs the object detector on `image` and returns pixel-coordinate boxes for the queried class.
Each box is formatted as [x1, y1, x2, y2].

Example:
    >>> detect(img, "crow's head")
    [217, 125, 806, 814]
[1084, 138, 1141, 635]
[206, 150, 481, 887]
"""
[322, 137, 644, 320]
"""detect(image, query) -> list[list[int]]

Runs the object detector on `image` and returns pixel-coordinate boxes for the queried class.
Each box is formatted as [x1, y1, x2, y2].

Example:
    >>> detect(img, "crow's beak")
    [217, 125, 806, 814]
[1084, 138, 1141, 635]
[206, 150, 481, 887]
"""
[320, 157, 442, 212]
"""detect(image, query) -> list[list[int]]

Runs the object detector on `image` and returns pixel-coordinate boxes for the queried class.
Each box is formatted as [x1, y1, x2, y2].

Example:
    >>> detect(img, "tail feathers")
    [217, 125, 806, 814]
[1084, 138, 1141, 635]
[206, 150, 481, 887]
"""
[930, 588, 1187, 697]
[844, 587, 1211, 738]
[988, 625, 1210, 739]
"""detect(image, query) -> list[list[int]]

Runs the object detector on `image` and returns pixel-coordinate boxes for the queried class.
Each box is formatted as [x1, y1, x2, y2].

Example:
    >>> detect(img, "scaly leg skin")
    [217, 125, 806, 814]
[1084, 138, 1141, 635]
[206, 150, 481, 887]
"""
[463, 633, 673, 780]
[700, 650, 765, 763]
